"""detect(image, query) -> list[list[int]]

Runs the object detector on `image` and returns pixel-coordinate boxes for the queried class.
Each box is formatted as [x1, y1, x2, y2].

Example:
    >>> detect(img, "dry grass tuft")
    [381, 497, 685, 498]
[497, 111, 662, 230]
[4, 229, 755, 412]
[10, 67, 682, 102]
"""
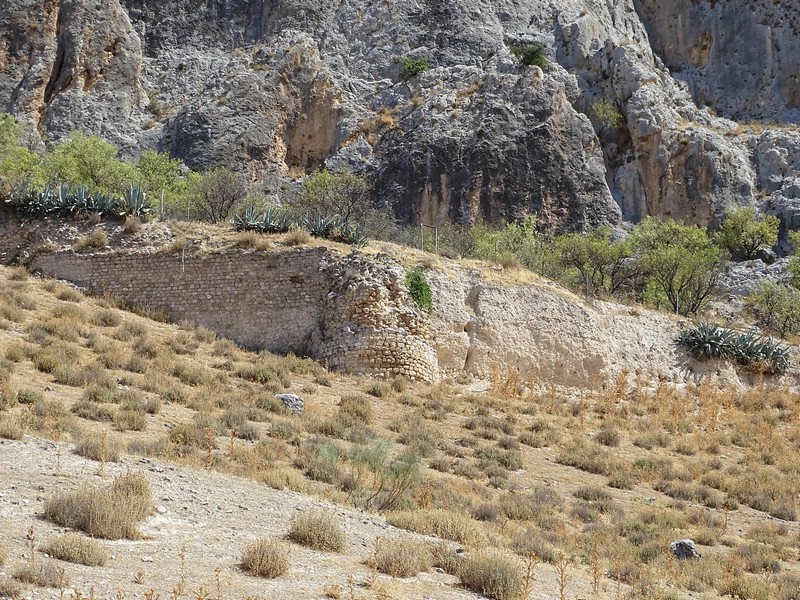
[367, 537, 433, 578]
[43, 472, 152, 539]
[74, 229, 108, 252]
[0, 575, 22, 599]
[283, 229, 310, 246]
[458, 550, 527, 600]
[288, 510, 346, 552]
[75, 431, 121, 462]
[240, 538, 290, 578]
[13, 560, 65, 588]
[386, 509, 487, 546]
[0, 415, 24, 440]
[43, 533, 109, 566]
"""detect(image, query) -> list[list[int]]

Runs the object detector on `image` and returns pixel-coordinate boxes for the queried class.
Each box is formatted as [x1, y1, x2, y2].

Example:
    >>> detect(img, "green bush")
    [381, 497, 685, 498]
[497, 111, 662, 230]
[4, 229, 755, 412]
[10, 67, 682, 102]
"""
[405, 269, 433, 313]
[748, 281, 800, 338]
[507, 41, 547, 69]
[631, 217, 725, 316]
[592, 99, 623, 128]
[715, 206, 779, 261]
[398, 57, 430, 80]
[551, 227, 633, 296]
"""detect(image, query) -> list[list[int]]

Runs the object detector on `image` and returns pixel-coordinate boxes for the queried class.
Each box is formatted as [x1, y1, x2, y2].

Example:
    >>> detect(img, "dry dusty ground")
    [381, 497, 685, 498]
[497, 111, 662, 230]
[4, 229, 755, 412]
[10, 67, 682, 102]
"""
[0, 436, 483, 600]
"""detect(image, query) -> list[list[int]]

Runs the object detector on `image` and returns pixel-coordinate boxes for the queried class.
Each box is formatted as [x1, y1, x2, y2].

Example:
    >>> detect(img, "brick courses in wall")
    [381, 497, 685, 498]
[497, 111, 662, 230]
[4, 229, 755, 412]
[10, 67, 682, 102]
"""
[31, 247, 440, 382]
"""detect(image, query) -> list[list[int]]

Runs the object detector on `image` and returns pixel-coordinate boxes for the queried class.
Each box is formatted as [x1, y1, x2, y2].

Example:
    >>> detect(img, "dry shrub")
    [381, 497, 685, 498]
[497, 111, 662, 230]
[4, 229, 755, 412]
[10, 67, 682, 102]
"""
[113, 408, 147, 432]
[386, 509, 487, 546]
[52, 364, 89, 387]
[75, 431, 121, 462]
[240, 538, 290, 578]
[234, 231, 272, 251]
[288, 510, 346, 552]
[595, 426, 621, 447]
[458, 549, 526, 600]
[70, 400, 115, 422]
[8, 267, 28, 281]
[43, 472, 152, 539]
[368, 537, 433, 578]
[500, 487, 562, 521]
[13, 560, 65, 587]
[0, 415, 24, 440]
[338, 394, 372, 424]
[0, 575, 21, 599]
[33, 344, 79, 374]
[123, 216, 142, 234]
[74, 229, 108, 252]
[283, 229, 310, 246]
[54, 285, 82, 302]
[43, 533, 109, 566]
[169, 422, 216, 454]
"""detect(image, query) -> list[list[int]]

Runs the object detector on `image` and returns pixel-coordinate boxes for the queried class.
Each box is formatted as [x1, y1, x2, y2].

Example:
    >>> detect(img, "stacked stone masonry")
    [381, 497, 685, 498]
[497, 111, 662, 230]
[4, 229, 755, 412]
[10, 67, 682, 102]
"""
[32, 248, 440, 383]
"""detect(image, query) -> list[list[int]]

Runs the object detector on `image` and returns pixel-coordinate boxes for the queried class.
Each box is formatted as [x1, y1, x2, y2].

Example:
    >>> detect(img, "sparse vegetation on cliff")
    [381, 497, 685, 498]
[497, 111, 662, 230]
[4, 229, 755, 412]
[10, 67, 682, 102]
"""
[405, 268, 433, 313]
[398, 56, 431, 81]
[506, 41, 547, 69]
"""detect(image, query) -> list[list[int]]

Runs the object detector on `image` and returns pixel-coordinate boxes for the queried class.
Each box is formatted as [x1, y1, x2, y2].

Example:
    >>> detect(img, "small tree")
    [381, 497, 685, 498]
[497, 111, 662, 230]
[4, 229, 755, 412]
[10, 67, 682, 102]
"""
[471, 215, 540, 262]
[134, 150, 188, 217]
[190, 167, 247, 223]
[591, 99, 623, 128]
[0, 114, 43, 199]
[715, 206, 779, 261]
[631, 218, 725, 316]
[288, 170, 372, 224]
[748, 281, 800, 338]
[553, 228, 634, 296]
[507, 42, 547, 69]
[43, 133, 134, 192]
[788, 231, 800, 288]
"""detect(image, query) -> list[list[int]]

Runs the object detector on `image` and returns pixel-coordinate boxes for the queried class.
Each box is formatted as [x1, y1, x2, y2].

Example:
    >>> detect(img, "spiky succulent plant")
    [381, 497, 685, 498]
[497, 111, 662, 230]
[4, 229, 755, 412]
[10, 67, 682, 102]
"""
[677, 323, 789, 375]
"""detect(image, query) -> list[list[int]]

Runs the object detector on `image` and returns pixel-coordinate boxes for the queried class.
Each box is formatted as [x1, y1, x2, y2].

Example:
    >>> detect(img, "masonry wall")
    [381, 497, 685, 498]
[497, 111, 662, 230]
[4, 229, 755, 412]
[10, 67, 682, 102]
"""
[33, 248, 329, 353]
[31, 248, 440, 382]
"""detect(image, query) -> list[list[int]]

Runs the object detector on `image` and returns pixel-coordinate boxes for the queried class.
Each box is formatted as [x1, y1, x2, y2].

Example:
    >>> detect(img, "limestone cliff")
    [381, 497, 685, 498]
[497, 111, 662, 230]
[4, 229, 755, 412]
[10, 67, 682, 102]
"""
[0, 0, 799, 234]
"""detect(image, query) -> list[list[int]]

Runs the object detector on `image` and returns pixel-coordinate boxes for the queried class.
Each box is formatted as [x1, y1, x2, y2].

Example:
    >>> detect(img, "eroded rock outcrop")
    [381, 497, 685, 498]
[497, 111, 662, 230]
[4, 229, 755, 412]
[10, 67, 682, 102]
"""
[0, 0, 799, 233]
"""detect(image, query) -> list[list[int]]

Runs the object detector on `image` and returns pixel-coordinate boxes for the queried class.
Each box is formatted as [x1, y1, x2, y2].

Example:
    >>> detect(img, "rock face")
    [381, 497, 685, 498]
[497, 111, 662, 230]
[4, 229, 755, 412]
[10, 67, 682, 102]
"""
[427, 264, 688, 387]
[0, 0, 799, 233]
[634, 0, 800, 125]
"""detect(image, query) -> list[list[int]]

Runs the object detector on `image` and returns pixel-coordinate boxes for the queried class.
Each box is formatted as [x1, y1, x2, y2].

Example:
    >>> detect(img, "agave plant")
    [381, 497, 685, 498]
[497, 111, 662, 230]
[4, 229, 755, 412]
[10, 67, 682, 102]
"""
[262, 207, 293, 233]
[337, 222, 369, 247]
[303, 213, 338, 238]
[13, 187, 54, 217]
[231, 206, 263, 231]
[46, 183, 75, 217]
[676, 322, 735, 360]
[120, 183, 151, 218]
[757, 337, 790, 375]
[88, 191, 119, 218]
[678, 323, 790, 375]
